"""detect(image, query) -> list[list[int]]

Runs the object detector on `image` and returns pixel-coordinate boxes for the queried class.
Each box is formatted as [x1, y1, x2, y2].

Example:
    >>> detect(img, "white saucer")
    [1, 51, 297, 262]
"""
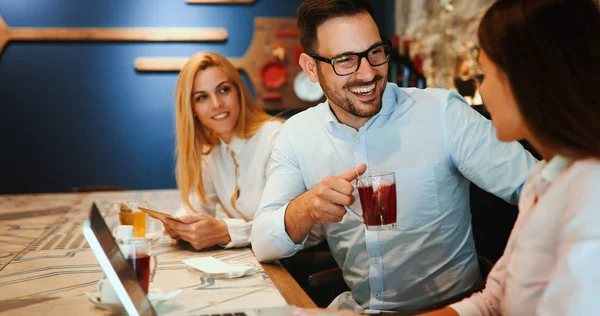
[86, 288, 182, 311]
[86, 292, 124, 312]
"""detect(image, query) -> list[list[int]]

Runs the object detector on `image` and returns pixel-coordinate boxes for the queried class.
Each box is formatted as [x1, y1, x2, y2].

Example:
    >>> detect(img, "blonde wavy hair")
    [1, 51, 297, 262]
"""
[174, 51, 280, 211]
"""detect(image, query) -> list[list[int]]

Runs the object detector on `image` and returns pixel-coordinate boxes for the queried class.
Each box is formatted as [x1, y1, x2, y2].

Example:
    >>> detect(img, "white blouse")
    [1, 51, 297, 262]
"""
[176, 120, 283, 248]
[451, 156, 600, 315]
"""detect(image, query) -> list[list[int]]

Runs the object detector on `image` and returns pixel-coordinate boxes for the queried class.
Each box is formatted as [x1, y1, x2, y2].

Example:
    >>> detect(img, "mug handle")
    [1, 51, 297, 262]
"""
[97, 279, 105, 294]
[346, 182, 364, 223]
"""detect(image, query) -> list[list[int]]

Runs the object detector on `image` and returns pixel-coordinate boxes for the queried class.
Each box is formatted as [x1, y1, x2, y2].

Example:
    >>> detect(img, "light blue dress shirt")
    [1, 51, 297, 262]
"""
[251, 83, 538, 312]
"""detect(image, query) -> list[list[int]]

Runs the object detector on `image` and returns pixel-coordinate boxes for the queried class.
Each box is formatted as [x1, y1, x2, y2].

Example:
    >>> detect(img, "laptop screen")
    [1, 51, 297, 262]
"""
[84, 203, 156, 316]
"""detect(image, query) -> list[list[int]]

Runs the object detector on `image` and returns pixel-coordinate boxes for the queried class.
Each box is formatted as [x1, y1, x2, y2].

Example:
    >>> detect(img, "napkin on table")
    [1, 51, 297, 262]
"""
[182, 256, 250, 274]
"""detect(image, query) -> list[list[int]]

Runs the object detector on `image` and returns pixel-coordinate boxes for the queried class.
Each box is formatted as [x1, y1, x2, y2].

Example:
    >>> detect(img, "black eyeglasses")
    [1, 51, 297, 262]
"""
[308, 40, 392, 76]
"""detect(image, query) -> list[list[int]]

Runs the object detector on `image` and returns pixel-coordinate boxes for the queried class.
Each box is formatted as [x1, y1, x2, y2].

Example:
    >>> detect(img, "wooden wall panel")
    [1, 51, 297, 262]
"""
[135, 17, 322, 111]
[0, 15, 227, 55]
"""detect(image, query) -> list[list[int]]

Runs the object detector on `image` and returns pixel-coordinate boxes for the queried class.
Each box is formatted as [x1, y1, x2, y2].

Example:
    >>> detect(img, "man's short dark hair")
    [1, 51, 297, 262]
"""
[297, 0, 375, 54]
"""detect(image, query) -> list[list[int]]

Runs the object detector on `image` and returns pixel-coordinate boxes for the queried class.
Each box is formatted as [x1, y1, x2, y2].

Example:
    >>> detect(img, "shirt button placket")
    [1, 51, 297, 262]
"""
[354, 132, 367, 167]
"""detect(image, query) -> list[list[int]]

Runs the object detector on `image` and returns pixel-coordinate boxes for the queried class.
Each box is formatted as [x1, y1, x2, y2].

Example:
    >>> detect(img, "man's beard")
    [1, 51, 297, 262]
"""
[317, 67, 386, 118]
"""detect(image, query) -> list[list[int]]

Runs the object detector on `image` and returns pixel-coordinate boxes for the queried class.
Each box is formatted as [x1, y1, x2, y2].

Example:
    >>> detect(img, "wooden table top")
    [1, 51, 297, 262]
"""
[0, 189, 316, 315]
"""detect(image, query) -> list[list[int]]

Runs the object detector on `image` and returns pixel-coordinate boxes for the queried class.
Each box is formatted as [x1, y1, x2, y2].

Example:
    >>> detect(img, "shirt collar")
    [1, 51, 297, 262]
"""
[321, 82, 408, 129]
[219, 136, 245, 156]
[526, 155, 573, 203]
[538, 155, 573, 183]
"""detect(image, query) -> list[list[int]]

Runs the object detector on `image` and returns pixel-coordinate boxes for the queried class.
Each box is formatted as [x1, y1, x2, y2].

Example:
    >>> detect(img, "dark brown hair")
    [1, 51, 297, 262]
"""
[478, 0, 600, 159]
[297, 0, 375, 53]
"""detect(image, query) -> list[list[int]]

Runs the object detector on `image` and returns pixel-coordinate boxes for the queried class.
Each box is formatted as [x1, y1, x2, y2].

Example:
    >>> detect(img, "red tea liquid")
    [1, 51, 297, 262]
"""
[127, 254, 151, 294]
[358, 183, 397, 226]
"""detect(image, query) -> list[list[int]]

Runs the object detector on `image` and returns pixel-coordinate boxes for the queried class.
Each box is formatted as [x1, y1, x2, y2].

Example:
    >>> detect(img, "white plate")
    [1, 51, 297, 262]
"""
[86, 292, 125, 312]
[186, 263, 256, 279]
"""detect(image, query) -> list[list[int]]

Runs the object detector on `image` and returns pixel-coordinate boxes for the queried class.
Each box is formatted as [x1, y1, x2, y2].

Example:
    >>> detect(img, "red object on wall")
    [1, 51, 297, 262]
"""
[263, 92, 283, 100]
[275, 29, 299, 37]
[260, 60, 287, 89]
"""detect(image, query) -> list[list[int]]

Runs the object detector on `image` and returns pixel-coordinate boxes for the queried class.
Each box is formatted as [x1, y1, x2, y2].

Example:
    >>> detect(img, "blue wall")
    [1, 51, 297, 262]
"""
[0, 0, 394, 194]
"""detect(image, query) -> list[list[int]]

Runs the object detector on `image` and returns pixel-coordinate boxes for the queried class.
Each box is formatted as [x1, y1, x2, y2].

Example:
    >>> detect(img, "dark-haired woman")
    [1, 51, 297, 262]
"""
[294, 0, 600, 315]
[421, 0, 600, 314]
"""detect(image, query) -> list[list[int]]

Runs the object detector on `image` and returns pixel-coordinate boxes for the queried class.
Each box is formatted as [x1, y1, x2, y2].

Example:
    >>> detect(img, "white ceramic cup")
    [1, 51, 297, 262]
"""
[97, 279, 121, 305]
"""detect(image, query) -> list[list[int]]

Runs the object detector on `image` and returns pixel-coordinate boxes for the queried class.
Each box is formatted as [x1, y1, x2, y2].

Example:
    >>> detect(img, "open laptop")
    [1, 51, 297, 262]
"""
[83, 202, 157, 316]
[83, 203, 296, 316]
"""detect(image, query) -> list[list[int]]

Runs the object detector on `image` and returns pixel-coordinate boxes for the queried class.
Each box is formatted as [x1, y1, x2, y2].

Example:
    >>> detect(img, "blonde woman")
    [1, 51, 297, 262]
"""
[160, 52, 283, 250]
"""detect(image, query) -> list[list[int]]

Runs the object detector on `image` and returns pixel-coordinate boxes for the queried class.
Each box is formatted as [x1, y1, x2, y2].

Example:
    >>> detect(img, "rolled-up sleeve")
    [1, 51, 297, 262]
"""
[443, 93, 538, 203]
[251, 121, 322, 262]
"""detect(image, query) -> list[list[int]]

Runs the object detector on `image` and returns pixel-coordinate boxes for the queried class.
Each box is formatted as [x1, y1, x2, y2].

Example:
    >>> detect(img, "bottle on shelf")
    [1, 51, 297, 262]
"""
[404, 39, 427, 89]
[387, 35, 412, 87]
[412, 53, 426, 89]
[388, 35, 427, 89]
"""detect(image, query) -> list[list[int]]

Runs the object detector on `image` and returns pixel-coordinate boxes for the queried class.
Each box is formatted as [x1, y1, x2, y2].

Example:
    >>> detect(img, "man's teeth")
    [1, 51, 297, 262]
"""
[350, 84, 375, 94]
[213, 112, 228, 119]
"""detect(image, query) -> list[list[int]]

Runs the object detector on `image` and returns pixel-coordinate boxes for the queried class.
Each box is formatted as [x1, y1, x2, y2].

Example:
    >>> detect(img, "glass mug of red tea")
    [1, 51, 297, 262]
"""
[355, 172, 397, 230]
[118, 238, 157, 294]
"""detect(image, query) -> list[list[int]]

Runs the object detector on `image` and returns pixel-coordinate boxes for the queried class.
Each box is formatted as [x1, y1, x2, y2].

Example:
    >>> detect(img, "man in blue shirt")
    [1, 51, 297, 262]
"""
[251, 0, 538, 313]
